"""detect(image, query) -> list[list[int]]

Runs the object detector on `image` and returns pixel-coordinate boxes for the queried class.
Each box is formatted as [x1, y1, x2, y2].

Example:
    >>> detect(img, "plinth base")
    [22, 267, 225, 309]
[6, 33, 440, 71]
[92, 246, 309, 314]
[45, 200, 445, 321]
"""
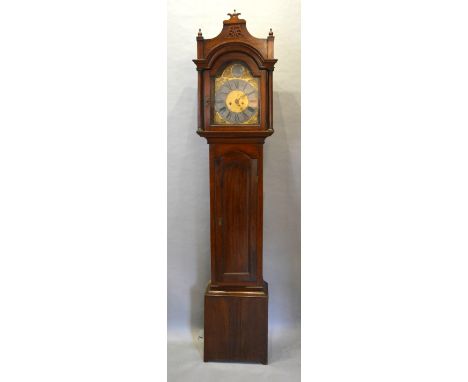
[203, 282, 268, 364]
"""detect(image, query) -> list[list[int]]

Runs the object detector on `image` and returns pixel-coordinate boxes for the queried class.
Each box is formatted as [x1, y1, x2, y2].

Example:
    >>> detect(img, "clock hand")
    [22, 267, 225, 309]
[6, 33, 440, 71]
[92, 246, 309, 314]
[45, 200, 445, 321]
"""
[234, 94, 247, 106]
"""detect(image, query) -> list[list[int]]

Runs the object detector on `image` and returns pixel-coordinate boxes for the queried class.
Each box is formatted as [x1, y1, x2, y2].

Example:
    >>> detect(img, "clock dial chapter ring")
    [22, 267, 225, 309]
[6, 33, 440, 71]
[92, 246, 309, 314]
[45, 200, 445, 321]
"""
[214, 71, 259, 124]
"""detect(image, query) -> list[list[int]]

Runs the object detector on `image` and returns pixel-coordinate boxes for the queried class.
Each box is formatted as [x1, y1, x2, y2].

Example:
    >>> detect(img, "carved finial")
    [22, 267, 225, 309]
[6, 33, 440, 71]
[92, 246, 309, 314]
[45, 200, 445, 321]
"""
[198, 28, 202, 37]
[269, 28, 273, 36]
[227, 9, 241, 19]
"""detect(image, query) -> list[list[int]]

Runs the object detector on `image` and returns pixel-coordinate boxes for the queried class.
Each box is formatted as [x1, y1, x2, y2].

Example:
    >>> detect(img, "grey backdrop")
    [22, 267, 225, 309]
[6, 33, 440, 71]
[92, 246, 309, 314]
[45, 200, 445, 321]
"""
[168, 0, 300, 350]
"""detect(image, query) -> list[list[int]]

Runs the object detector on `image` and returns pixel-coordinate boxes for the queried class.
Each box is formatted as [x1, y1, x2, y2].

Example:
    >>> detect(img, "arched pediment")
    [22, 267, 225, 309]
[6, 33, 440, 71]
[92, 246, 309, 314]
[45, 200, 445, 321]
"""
[206, 43, 266, 71]
[193, 10, 277, 71]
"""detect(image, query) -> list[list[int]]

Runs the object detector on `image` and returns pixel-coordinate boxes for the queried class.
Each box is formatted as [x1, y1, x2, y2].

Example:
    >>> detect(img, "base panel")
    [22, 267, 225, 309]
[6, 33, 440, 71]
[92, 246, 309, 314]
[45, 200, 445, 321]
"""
[203, 282, 268, 364]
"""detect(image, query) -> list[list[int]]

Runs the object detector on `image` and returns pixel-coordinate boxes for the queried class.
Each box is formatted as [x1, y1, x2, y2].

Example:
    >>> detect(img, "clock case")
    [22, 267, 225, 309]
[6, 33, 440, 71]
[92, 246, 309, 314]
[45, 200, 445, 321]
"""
[193, 12, 277, 364]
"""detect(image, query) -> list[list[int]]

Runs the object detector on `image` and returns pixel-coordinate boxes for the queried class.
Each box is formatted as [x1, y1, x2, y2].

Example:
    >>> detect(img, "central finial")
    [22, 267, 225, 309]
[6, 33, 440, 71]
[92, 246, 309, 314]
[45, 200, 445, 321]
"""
[227, 9, 241, 19]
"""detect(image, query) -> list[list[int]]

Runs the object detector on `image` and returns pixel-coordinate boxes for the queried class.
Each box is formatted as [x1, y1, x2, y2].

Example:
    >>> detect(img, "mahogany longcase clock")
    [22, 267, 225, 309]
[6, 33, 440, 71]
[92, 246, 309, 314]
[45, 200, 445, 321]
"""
[193, 10, 277, 364]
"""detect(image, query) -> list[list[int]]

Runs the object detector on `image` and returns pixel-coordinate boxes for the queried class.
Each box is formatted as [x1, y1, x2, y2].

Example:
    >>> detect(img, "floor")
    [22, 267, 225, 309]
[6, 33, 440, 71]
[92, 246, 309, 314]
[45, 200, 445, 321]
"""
[167, 327, 300, 382]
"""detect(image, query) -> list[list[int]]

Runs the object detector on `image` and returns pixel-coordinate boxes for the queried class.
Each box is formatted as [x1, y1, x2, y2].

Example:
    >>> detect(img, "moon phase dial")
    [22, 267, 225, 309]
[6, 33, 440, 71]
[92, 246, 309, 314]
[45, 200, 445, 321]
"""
[214, 79, 259, 124]
[231, 64, 244, 77]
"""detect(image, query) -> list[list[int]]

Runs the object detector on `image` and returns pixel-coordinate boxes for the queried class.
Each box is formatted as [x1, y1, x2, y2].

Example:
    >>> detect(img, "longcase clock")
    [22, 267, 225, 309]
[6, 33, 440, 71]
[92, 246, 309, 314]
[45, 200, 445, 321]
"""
[193, 10, 277, 364]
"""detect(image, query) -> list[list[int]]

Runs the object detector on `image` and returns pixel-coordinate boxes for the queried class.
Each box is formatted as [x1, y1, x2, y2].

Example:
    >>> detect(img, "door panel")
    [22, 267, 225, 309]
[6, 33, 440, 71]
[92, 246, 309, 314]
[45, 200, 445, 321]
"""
[213, 146, 258, 284]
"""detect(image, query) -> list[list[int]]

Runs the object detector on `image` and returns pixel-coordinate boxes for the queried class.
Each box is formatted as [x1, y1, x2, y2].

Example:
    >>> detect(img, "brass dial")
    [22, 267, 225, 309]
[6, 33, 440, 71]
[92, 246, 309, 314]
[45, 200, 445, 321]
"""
[213, 63, 259, 124]
[226, 90, 248, 113]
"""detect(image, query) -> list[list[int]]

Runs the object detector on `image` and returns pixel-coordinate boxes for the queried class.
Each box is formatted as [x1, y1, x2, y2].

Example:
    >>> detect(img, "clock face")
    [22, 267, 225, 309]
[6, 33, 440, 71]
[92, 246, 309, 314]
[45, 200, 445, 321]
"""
[213, 63, 259, 125]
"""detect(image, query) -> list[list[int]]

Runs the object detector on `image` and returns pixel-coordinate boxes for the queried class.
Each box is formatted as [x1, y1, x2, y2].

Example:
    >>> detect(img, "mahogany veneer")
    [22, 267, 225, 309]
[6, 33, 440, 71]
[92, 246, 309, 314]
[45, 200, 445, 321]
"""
[194, 10, 277, 364]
